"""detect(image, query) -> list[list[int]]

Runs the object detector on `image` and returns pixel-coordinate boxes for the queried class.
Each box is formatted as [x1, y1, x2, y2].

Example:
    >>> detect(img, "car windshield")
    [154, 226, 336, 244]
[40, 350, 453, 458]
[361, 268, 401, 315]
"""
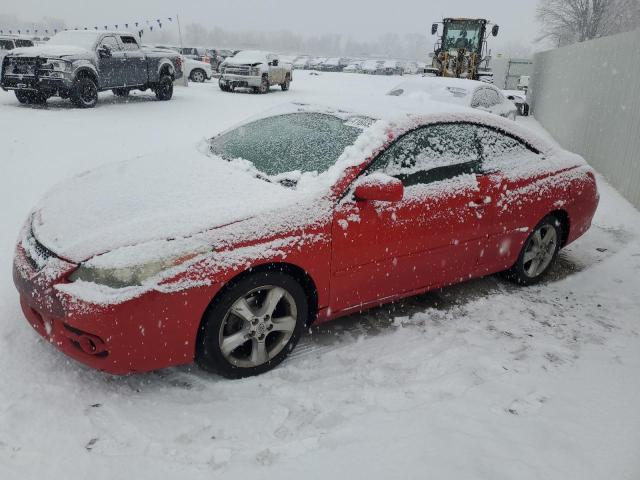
[209, 112, 372, 179]
[47, 31, 100, 50]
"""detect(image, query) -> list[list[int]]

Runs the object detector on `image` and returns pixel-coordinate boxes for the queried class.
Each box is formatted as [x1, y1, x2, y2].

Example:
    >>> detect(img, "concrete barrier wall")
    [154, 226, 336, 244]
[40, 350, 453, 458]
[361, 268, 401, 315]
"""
[529, 28, 640, 209]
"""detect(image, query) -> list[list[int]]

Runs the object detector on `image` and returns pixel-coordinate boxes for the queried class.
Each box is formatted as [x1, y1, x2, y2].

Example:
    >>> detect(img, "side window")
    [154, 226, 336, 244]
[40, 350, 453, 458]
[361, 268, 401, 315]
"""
[0, 39, 14, 51]
[15, 39, 34, 48]
[119, 36, 139, 51]
[471, 88, 493, 108]
[476, 126, 540, 173]
[372, 123, 482, 187]
[484, 89, 500, 106]
[99, 36, 121, 51]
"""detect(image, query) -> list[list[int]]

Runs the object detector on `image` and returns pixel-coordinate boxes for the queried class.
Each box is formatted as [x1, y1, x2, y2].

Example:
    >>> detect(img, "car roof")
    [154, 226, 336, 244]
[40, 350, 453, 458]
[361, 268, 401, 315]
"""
[387, 77, 501, 104]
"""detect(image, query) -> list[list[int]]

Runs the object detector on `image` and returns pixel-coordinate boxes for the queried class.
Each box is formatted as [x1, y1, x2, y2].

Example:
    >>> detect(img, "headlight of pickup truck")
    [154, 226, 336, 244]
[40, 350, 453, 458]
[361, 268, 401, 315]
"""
[42, 60, 71, 72]
[250, 67, 261, 76]
[68, 253, 202, 289]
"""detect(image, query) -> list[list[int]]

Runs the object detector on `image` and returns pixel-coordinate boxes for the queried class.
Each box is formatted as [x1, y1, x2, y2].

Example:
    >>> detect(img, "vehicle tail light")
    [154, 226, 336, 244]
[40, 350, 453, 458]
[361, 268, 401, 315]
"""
[203, 56, 211, 64]
[175, 56, 183, 72]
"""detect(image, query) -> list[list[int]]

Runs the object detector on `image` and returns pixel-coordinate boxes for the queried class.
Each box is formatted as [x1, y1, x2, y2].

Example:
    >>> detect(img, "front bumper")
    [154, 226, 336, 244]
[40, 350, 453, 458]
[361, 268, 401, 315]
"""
[13, 242, 218, 375]
[220, 74, 262, 88]
[1, 73, 73, 93]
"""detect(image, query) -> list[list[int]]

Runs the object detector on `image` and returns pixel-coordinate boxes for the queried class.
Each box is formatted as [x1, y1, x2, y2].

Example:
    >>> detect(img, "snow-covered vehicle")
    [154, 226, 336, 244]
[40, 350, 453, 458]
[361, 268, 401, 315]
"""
[1, 30, 183, 107]
[362, 59, 383, 74]
[219, 50, 292, 93]
[12, 99, 598, 378]
[308, 57, 327, 70]
[152, 45, 212, 83]
[320, 57, 348, 72]
[343, 62, 364, 74]
[388, 77, 518, 120]
[503, 89, 530, 116]
[0, 35, 34, 63]
[292, 56, 311, 69]
[381, 60, 404, 75]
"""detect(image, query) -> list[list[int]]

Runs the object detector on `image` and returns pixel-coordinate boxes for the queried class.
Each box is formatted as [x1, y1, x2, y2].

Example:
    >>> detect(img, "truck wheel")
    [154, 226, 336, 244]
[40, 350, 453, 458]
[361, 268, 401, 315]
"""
[112, 88, 130, 97]
[218, 79, 230, 92]
[281, 75, 291, 91]
[259, 76, 269, 94]
[15, 91, 33, 104]
[155, 75, 174, 101]
[70, 77, 98, 108]
[190, 69, 206, 83]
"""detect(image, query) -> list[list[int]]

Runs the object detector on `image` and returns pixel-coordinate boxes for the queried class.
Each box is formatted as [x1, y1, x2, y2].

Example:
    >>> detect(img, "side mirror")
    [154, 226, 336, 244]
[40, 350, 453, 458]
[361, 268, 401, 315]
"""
[354, 174, 404, 203]
[492, 25, 500, 37]
[431, 24, 438, 35]
[270, 59, 279, 67]
[98, 45, 111, 58]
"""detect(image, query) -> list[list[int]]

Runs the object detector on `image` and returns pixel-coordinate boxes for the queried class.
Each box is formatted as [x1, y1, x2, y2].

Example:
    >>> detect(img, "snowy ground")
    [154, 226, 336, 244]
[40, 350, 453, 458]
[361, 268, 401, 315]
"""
[1, 72, 639, 480]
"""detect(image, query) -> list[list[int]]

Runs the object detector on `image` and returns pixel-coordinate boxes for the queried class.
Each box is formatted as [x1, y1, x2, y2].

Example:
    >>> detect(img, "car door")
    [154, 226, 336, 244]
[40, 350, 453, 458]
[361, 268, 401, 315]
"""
[97, 35, 126, 88]
[474, 125, 547, 271]
[119, 35, 147, 86]
[330, 122, 500, 314]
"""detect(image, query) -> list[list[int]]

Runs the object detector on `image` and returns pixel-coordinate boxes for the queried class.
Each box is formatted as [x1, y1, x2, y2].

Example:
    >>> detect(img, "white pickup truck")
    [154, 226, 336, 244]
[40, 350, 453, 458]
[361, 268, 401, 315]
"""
[219, 50, 292, 93]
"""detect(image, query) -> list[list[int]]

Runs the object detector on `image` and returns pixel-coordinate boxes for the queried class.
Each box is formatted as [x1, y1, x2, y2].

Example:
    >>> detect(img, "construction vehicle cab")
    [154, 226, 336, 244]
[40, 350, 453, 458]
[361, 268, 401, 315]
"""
[427, 18, 498, 82]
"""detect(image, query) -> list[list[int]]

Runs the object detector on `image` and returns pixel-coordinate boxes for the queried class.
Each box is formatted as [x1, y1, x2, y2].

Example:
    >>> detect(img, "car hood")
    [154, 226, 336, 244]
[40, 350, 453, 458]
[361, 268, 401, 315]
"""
[10, 44, 92, 58]
[223, 57, 265, 67]
[31, 145, 302, 263]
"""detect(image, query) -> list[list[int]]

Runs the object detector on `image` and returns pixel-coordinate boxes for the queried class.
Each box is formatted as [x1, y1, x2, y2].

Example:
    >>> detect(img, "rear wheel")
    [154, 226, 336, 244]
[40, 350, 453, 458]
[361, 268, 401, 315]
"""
[190, 69, 206, 83]
[155, 74, 173, 101]
[70, 76, 98, 108]
[504, 215, 562, 285]
[281, 75, 291, 91]
[196, 271, 307, 378]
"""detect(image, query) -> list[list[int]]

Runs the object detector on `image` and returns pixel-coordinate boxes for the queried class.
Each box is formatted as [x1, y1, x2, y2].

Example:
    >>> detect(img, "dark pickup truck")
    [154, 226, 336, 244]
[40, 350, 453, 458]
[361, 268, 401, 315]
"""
[1, 30, 183, 108]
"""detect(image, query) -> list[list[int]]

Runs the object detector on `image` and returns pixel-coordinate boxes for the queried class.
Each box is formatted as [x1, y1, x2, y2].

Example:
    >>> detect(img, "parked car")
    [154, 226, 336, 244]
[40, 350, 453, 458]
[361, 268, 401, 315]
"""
[308, 57, 327, 70]
[362, 59, 384, 74]
[219, 50, 292, 93]
[381, 60, 403, 75]
[151, 45, 212, 83]
[0, 35, 35, 62]
[13, 101, 598, 378]
[1, 30, 183, 107]
[292, 56, 311, 70]
[388, 77, 518, 120]
[320, 57, 348, 72]
[503, 89, 530, 116]
[343, 62, 363, 74]
[179, 46, 210, 62]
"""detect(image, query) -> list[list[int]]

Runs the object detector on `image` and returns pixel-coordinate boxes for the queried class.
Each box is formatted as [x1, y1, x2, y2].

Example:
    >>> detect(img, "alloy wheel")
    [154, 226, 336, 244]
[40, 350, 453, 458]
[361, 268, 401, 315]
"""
[522, 224, 558, 278]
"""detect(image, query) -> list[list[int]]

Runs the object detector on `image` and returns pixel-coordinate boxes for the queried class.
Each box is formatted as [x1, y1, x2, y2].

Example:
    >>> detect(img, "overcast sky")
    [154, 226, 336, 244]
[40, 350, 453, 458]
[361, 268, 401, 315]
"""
[3, 0, 541, 51]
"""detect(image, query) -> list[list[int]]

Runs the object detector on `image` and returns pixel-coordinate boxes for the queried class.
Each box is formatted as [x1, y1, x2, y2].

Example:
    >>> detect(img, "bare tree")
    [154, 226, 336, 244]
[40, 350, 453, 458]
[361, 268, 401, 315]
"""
[537, 0, 640, 47]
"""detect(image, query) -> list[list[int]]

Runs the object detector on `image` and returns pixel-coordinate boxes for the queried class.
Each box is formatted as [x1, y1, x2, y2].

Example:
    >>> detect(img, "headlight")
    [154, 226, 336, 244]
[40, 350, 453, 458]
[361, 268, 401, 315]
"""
[68, 253, 201, 288]
[42, 59, 70, 72]
[250, 67, 261, 76]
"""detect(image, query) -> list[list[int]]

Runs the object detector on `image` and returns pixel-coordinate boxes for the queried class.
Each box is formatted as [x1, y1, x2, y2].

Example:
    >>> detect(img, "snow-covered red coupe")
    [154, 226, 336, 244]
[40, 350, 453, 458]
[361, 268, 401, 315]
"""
[13, 101, 599, 378]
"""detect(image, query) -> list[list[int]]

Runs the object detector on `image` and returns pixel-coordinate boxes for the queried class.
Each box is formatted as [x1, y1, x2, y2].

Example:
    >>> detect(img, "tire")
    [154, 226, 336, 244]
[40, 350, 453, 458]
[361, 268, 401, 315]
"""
[522, 104, 530, 116]
[112, 88, 130, 97]
[503, 215, 562, 285]
[190, 69, 206, 83]
[15, 90, 47, 104]
[155, 74, 174, 101]
[259, 75, 269, 94]
[70, 76, 98, 108]
[281, 75, 291, 91]
[218, 80, 230, 92]
[196, 271, 308, 378]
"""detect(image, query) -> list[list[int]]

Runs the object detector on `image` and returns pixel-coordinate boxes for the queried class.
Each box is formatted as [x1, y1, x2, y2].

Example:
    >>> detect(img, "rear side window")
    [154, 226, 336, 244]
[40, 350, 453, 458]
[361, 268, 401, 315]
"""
[476, 126, 540, 172]
[372, 123, 482, 186]
[15, 39, 34, 48]
[0, 39, 14, 50]
[472, 88, 500, 108]
[119, 36, 139, 51]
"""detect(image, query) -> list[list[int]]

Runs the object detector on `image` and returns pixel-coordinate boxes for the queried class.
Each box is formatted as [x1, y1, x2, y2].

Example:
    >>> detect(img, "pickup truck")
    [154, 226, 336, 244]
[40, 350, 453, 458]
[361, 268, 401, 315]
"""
[1, 30, 183, 108]
[219, 50, 292, 93]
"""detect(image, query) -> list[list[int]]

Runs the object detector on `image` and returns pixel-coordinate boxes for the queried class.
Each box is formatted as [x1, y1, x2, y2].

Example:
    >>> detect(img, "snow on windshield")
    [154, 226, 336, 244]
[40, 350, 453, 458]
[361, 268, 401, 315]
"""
[47, 31, 100, 50]
[209, 112, 374, 181]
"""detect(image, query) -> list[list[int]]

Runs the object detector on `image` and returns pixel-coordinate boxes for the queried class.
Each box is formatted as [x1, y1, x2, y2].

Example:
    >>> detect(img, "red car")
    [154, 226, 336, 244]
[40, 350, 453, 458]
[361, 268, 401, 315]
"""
[13, 103, 599, 378]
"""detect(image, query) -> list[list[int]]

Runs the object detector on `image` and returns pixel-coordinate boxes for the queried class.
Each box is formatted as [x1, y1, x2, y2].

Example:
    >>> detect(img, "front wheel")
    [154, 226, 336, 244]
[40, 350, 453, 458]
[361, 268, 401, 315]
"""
[196, 271, 308, 378]
[504, 215, 562, 285]
[155, 74, 174, 101]
[70, 77, 98, 108]
[259, 76, 269, 94]
[15, 90, 48, 105]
